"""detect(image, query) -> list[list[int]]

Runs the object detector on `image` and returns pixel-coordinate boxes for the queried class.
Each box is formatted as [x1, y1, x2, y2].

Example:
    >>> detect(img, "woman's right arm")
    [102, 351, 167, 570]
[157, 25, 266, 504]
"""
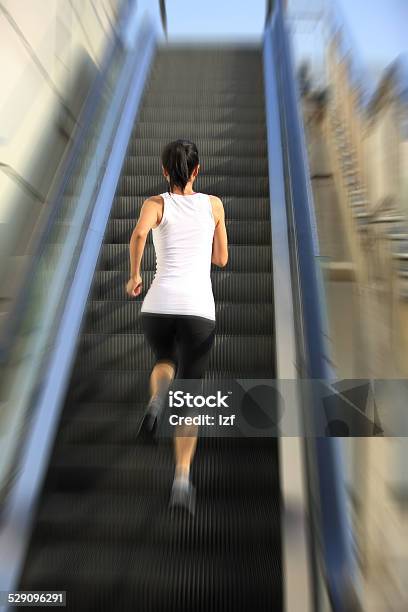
[126, 198, 159, 297]
[210, 196, 228, 267]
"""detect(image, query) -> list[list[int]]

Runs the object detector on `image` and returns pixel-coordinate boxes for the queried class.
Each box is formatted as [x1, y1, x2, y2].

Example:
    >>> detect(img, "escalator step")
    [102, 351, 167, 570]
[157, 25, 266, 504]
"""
[105, 219, 271, 245]
[20, 543, 281, 612]
[154, 47, 261, 59]
[115, 175, 269, 197]
[138, 107, 265, 123]
[84, 301, 274, 335]
[97, 244, 272, 272]
[33, 490, 280, 550]
[59, 402, 145, 424]
[133, 122, 267, 139]
[55, 413, 148, 446]
[146, 83, 265, 97]
[45, 441, 280, 496]
[150, 60, 263, 75]
[146, 71, 265, 84]
[111, 196, 271, 220]
[91, 271, 274, 302]
[64, 370, 151, 404]
[140, 91, 266, 107]
[127, 138, 268, 157]
[122, 156, 268, 176]
[75, 334, 275, 373]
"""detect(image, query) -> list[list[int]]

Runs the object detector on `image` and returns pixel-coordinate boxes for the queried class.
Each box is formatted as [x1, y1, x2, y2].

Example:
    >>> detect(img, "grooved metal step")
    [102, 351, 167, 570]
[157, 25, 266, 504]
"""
[145, 80, 265, 95]
[105, 219, 271, 245]
[133, 122, 267, 139]
[84, 301, 275, 334]
[97, 244, 272, 272]
[116, 175, 269, 197]
[46, 441, 280, 496]
[91, 271, 274, 302]
[75, 333, 275, 373]
[122, 156, 269, 176]
[139, 91, 266, 108]
[19, 542, 281, 612]
[111, 196, 271, 220]
[128, 138, 268, 157]
[138, 107, 266, 123]
[34, 491, 280, 547]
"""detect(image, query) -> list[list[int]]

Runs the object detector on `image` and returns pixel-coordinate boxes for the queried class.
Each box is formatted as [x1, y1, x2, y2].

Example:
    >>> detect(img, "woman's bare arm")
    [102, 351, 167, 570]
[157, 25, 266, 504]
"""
[126, 198, 160, 296]
[210, 195, 228, 267]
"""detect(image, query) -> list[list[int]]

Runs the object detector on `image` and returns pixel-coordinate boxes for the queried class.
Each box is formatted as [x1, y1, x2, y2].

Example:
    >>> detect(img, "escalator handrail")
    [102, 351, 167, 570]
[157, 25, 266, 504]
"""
[159, 0, 168, 37]
[0, 0, 134, 364]
[264, 2, 358, 610]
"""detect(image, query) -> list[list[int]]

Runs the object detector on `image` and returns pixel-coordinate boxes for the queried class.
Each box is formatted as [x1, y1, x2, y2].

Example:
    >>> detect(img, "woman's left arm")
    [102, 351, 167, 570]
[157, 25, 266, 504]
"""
[126, 199, 159, 297]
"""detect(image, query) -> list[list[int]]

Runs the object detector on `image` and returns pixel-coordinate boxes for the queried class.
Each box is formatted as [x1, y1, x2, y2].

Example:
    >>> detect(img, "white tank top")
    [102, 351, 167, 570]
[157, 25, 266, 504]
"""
[141, 191, 216, 321]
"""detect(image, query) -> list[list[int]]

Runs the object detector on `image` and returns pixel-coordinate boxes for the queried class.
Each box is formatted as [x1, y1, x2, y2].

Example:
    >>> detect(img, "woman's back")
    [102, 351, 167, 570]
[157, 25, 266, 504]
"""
[140, 191, 216, 320]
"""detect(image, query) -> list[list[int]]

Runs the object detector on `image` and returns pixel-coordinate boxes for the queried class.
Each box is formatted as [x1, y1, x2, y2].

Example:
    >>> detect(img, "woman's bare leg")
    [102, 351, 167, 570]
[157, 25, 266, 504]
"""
[170, 425, 198, 513]
[149, 360, 176, 401]
[139, 361, 176, 438]
[174, 426, 198, 480]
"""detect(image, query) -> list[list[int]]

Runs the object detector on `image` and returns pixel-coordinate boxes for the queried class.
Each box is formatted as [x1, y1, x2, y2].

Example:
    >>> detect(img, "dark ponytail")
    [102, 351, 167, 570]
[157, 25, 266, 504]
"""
[161, 139, 199, 194]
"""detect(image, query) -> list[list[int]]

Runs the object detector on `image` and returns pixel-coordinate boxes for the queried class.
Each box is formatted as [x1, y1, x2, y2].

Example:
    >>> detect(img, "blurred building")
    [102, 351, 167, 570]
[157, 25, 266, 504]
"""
[294, 2, 408, 610]
[0, 0, 122, 326]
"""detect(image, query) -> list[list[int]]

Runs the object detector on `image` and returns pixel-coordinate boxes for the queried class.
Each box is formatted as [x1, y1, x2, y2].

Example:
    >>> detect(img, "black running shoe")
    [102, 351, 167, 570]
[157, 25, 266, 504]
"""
[137, 396, 163, 443]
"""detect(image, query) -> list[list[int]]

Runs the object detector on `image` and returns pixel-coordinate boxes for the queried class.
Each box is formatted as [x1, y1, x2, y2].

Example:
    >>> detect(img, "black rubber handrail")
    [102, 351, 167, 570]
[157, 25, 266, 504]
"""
[265, 0, 275, 27]
[159, 0, 168, 37]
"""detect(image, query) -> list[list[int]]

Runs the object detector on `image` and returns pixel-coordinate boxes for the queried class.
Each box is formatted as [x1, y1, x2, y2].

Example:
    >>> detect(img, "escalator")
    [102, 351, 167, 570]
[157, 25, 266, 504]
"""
[18, 47, 283, 611]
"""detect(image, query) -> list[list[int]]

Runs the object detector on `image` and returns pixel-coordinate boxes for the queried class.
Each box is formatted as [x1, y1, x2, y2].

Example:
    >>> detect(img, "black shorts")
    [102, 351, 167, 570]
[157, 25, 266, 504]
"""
[140, 313, 216, 379]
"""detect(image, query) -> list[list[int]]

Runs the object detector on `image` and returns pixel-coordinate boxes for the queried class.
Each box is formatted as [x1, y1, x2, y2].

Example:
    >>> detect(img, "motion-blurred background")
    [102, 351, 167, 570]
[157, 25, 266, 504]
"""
[0, 1, 408, 611]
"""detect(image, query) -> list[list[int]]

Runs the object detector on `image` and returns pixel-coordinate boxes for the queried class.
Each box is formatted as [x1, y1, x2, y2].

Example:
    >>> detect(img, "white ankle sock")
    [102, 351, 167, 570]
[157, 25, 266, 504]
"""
[173, 469, 190, 489]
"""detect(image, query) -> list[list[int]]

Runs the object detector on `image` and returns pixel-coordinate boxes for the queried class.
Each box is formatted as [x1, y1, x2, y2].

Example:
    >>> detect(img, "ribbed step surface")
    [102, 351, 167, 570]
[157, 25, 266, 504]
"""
[128, 138, 268, 157]
[105, 219, 271, 244]
[123, 155, 268, 175]
[91, 271, 274, 302]
[19, 45, 282, 612]
[98, 244, 272, 271]
[133, 122, 267, 139]
[138, 107, 266, 123]
[116, 175, 269, 196]
[84, 302, 274, 334]
[111, 196, 271, 220]
[74, 333, 275, 372]
[142, 92, 266, 107]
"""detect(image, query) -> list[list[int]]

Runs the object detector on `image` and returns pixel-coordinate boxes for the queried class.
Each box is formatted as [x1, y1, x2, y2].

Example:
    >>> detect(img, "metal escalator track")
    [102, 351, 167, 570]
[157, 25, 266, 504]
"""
[18, 46, 282, 612]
